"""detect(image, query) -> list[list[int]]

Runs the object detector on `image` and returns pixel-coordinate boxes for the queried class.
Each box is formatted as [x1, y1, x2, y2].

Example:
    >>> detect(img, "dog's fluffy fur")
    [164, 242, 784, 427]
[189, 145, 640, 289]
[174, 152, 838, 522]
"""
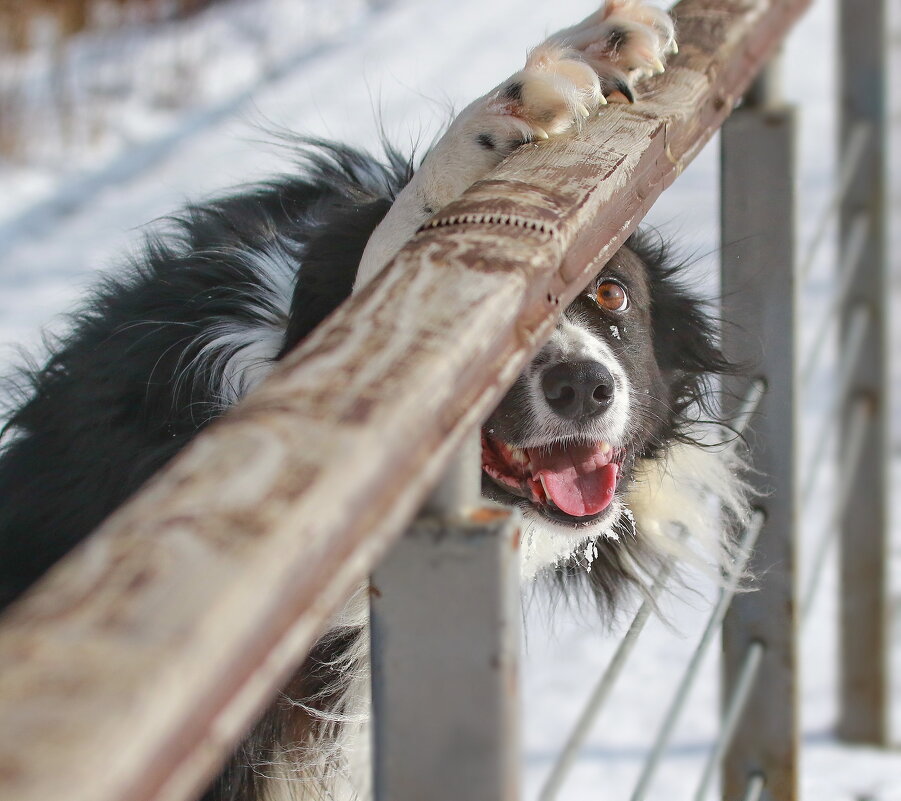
[0, 4, 750, 800]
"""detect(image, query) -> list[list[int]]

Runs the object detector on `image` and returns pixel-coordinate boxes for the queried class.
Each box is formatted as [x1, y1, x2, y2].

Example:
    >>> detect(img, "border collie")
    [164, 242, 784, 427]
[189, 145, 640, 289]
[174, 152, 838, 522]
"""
[0, 3, 749, 800]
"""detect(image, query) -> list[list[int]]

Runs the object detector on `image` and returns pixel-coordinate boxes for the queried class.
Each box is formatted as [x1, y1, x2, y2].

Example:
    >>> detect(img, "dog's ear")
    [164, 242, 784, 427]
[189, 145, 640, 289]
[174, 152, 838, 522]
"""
[652, 280, 737, 429]
[625, 230, 739, 436]
[651, 287, 728, 377]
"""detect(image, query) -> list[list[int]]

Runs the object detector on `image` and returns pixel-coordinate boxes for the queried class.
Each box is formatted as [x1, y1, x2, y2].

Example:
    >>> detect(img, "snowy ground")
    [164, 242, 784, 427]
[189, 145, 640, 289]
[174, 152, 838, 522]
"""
[0, 1, 898, 799]
[0, 0, 382, 219]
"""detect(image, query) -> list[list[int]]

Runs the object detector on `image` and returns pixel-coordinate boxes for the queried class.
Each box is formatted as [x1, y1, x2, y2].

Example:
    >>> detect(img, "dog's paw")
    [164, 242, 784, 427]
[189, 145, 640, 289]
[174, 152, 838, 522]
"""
[484, 45, 607, 143]
[554, 0, 677, 84]
[477, 1, 675, 148]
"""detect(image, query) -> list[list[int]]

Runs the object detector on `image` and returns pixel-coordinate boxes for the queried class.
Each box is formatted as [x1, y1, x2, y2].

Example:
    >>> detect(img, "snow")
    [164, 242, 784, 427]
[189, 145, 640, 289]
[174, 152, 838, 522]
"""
[0, 0, 377, 220]
[0, 1, 899, 799]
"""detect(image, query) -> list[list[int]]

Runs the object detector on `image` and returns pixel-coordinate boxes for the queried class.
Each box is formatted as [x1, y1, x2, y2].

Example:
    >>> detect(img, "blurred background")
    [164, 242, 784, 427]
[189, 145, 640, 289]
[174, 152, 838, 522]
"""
[0, 0, 382, 216]
[0, 0, 221, 167]
[0, 1, 898, 799]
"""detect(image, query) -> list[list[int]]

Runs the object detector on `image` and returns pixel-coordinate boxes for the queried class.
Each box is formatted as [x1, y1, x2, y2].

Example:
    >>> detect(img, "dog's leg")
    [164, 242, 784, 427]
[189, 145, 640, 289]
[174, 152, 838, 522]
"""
[355, 0, 676, 290]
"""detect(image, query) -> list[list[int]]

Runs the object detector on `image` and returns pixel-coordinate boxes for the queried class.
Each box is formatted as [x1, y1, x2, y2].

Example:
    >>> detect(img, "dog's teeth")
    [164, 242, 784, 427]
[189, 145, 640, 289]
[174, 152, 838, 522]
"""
[598, 441, 612, 455]
[538, 474, 550, 498]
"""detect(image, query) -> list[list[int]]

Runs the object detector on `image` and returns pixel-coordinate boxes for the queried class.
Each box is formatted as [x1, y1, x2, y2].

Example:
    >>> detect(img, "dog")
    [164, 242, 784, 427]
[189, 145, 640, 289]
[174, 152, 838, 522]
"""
[0, 3, 749, 800]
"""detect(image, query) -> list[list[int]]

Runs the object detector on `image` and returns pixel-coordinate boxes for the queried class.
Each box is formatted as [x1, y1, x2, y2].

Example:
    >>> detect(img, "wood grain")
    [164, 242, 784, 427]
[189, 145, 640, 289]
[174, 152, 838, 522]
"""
[0, 2, 811, 800]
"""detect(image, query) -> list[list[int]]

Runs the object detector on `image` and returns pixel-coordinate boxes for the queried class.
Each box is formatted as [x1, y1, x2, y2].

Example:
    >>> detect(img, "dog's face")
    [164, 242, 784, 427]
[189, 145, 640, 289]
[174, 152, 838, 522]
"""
[481, 245, 670, 547]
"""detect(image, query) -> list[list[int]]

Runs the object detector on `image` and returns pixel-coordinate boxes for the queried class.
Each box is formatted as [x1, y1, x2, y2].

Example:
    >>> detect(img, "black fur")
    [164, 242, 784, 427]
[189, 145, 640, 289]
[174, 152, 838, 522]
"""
[0, 141, 411, 611]
[0, 140, 735, 798]
[606, 26, 629, 52]
[202, 625, 363, 801]
[502, 80, 524, 104]
[476, 132, 497, 151]
[611, 76, 636, 103]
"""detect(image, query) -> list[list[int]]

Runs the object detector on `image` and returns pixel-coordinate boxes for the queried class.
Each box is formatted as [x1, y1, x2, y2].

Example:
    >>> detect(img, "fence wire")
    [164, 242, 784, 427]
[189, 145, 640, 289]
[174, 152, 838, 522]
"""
[537, 540, 684, 801]
[538, 377, 766, 801]
[741, 773, 767, 801]
[533, 3, 892, 797]
[801, 303, 870, 505]
[798, 121, 870, 282]
[800, 212, 869, 390]
[693, 640, 765, 801]
[628, 511, 765, 801]
[800, 396, 870, 622]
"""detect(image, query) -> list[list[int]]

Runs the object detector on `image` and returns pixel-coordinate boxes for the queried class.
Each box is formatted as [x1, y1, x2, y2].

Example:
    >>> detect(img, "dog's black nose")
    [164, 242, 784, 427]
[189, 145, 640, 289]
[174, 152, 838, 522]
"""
[542, 361, 616, 420]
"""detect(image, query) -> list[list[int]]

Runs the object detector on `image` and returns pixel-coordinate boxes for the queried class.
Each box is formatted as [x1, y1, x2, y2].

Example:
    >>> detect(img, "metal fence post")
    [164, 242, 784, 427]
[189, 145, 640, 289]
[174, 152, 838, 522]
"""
[837, 0, 890, 746]
[720, 64, 800, 801]
[369, 433, 521, 801]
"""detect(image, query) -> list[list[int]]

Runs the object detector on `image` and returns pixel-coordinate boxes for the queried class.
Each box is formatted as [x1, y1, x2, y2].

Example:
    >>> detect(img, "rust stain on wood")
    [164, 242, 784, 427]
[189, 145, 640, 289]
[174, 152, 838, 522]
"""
[467, 507, 512, 525]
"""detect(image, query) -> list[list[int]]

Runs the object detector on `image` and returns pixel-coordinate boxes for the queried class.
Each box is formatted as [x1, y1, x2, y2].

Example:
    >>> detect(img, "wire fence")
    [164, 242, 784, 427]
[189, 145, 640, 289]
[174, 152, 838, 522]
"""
[532, 0, 894, 797]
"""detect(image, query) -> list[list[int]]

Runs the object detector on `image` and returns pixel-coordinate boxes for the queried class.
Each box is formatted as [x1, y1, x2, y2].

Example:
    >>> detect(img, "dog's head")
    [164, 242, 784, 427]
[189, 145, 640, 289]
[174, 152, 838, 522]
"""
[481, 233, 733, 578]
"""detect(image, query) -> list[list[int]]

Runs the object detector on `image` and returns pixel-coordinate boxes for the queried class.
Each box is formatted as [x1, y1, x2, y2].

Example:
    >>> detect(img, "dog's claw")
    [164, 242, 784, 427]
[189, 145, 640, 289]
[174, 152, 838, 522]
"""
[606, 91, 632, 105]
[480, 1, 674, 144]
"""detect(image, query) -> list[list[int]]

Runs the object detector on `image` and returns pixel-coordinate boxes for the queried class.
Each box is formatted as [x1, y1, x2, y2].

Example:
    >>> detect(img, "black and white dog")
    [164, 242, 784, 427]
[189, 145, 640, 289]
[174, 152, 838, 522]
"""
[0, 3, 748, 800]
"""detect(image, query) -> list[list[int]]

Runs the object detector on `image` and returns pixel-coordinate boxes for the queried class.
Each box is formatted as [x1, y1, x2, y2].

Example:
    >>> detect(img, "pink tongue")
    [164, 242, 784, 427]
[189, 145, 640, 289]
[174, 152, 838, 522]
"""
[528, 443, 618, 518]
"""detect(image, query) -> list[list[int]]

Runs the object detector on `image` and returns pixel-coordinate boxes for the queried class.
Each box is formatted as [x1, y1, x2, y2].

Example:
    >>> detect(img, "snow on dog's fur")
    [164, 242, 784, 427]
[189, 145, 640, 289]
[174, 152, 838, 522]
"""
[0, 3, 750, 800]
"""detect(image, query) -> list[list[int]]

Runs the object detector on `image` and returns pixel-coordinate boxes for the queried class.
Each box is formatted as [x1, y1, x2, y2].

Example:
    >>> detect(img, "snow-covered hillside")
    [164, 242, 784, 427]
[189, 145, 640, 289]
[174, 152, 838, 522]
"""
[0, 0, 385, 218]
[0, 1, 898, 799]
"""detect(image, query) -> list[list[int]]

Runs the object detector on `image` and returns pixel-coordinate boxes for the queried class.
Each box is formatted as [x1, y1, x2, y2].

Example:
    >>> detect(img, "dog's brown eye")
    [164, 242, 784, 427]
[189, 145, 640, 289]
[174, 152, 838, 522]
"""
[595, 281, 628, 311]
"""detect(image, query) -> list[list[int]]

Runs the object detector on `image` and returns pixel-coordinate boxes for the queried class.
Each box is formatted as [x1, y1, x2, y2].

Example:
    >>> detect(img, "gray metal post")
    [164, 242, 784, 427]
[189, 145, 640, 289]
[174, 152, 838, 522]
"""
[720, 67, 799, 801]
[369, 433, 521, 801]
[837, 0, 890, 746]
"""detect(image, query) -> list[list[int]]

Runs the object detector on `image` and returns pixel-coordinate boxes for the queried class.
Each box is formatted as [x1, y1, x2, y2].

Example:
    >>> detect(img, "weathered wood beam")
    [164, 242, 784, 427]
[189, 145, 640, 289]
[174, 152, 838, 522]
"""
[0, 2, 811, 801]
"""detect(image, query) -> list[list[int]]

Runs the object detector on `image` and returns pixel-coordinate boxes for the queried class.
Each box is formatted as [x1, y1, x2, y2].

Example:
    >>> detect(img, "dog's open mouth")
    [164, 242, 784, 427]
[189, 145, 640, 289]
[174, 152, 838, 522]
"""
[481, 432, 622, 522]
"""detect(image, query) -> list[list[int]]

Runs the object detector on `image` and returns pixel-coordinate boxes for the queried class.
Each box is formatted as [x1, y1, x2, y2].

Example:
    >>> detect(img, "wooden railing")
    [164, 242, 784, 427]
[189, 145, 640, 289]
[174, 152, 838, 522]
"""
[2, 1, 889, 801]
